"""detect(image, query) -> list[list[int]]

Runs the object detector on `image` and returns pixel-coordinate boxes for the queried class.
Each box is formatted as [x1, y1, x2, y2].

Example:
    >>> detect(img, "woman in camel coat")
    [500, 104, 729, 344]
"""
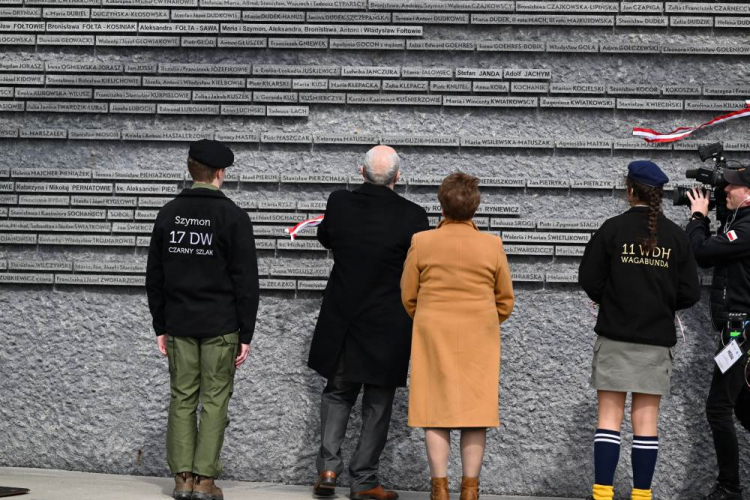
[401, 172, 514, 500]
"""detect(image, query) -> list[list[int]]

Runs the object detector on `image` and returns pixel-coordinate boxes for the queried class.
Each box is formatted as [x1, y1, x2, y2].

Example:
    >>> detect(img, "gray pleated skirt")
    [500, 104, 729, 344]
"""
[590, 336, 673, 396]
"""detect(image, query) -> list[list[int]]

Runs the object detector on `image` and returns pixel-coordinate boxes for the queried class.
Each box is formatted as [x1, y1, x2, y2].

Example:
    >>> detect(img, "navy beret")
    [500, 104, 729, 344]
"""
[627, 160, 669, 188]
[188, 139, 234, 169]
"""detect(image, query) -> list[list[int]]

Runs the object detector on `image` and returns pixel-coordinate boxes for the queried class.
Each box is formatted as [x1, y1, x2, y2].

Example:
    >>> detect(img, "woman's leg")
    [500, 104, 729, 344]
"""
[424, 428, 451, 478]
[592, 391, 627, 500]
[630, 393, 661, 500]
[459, 428, 486, 478]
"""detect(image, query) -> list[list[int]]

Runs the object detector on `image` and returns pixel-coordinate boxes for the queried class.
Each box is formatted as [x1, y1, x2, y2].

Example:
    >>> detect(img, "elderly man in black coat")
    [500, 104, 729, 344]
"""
[309, 145, 429, 500]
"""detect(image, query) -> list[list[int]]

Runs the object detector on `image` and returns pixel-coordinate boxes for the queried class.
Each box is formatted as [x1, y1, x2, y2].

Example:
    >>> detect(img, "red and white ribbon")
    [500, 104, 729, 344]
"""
[286, 215, 324, 240]
[633, 100, 750, 143]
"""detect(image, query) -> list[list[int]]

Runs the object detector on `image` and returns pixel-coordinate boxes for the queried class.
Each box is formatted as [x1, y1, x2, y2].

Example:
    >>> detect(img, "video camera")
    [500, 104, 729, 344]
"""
[673, 142, 729, 221]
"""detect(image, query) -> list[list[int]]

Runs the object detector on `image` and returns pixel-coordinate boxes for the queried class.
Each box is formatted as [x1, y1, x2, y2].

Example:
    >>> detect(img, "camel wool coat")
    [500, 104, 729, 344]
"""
[401, 219, 514, 428]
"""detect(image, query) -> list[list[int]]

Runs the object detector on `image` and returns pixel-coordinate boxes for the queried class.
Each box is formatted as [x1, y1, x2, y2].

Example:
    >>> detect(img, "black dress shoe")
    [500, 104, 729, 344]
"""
[703, 484, 744, 500]
[313, 471, 337, 497]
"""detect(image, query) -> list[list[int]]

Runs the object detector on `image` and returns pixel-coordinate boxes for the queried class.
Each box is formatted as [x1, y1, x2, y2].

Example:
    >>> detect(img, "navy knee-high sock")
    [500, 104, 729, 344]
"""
[594, 429, 622, 486]
[632, 435, 659, 490]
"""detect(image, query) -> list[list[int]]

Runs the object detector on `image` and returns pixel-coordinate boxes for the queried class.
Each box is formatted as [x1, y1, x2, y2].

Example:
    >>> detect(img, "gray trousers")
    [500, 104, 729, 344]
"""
[316, 357, 396, 493]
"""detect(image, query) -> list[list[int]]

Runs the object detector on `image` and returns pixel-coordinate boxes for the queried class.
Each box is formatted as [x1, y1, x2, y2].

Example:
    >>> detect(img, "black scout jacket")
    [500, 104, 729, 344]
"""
[308, 182, 429, 387]
[579, 207, 700, 347]
[146, 187, 260, 344]
[686, 206, 750, 333]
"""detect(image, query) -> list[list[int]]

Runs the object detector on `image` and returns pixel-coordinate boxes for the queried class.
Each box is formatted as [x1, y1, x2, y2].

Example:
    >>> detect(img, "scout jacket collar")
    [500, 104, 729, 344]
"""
[176, 187, 228, 199]
[354, 182, 399, 198]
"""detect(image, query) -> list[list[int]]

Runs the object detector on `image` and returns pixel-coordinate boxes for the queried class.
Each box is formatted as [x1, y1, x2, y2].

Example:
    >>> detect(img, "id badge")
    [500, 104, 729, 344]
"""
[715, 340, 744, 374]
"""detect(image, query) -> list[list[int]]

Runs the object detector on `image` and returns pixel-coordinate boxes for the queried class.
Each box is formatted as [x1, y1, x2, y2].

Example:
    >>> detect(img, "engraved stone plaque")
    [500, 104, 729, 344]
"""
[666, 3, 750, 14]
[444, 96, 536, 107]
[55, 274, 145, 286]
[9, 206, 106, 217]
[329, 38, 403, 50]
[18, 129, 67, 139]
[406, 40, 475, 51]
[220, 105, 266, 115]
[297, 201, 327, 211]
[401, 67, 452, 79]
[68, 129, 121, 140]
[549, 83, 606, 94]
[0, 61, 44, 71]
[292, 79, 328, 90]
[546, 41, 599, 52]
[299, 93, 346, 104]
[134, 209, 158, 220]
[253, 64, 339, 77]
[297, 280, 327, 290]
[511, 271, 544, 282]
[330, 80, 380, 90]
[685, 100, 746, 111]
[620, 2, 663, 14]
[74, 261, 146, 273]
[476, 204, 520, 215]
[247, 78, 292, 91]
[125, 63, 158, 73]
[381, 134, 459, 147]
[600, 42, 661, 53]
[0, 21, 45, 30]
[478, 177, 526, 188]
[671, 140, 708, 152]
[121, 130, 213, 141]
[254, 239, 276, 250]
[556, 139, 612, 149]
[281, 173, 347, 184]
[472, 14, 614, 26]
[112, 222, 152, 233]
[174, 9, 239, 20]
[394, 12, 468, 23]
[136, 236, 150, 246]
[253, 91, 298, 102]
[472, 81, 510, 92]
[516, 1, 618, 13]
[0, 167, 8, 177]
[46, 75, 141, 86]
[540, 97, 615, 108]
[116, 183, 178, 195]
[613, 139, 672, 150]
[537, 219, 602, 230]
[715, 17, 750, 28]
[348, 94, 441, 105]
[222, 23, 420, 36]
[46, 21, 138, 31]
[342, 66, 400, 78]
[477, 40, 545, 52]
[703, 85, 750, 96]
[502, 231, 590, 244]
[0, 35, 36, 45]
[490, 218, 535, 229]
[382, 80, 428, 92]
[157, 104, 220, 115]
[0, 220, 110, 231]
[0, 233, 38, 244]
[92, 8, 169, 18]
[143, 76, 245, 88]
[107, 209, 134, 219]
[503, 244, 554, 256]
[462, 137, 553, 148]
[662, 85, 702, 96]
[0, 74, 44, 85]
[266, 105, 309, 116]
[0, 194, 18, 204]
[110, 103, 156, 114]
[555, 245, 586, 257]
[661, 44, 718, 55]
[96, 36, 180, 46]
[0, 128, 18, 138]
[456, 67, 504, 79]
[243, 10, 303, 21]
[139, 22, 218, 33]
[607, 84, 661, 95]
[137, 197, 172, 207]
[216, 37, 267, 48]
[259, 278, 296, 289]
[39, 234, 134, 246]
[617, 99, 683, 110]
[257, 199, 296, 210]
[2, 7, 43, 17]
[313, 133, 378, 144]
[193, 90, 253, 101]
[430, 81, 471, 92]
[545, 272, 579, 283]
[503, 68, 551, 80]
[527, 178, 570, 188]
[308, 12, 389, 23]
[370, 0, 513, 11]
[103, 0, 197, 6]
[276, 240, 326, 251]
[203, 0, 365, 7]
[16, 87, 92, 99]
[159, 63, 251, 75]
[615, 15, 668, 27]
[724, 141, 750, 151]
[249, 212, 299, 224]
[71, 195, 136, 207]
[511, 82, 549, 93]
[93, 170, 183, 181]
[240, 173, 280, 183]
[0, 273, 53, 283]
[261, 132, 312, 143]
[18, 195, 69, 205]
[271, 266, 330, 278]
[0, 181, 12, 191]
[406, 175, 444, 186]
[26, 102, 108, 113]
[0, 102, 23, 112]
[8, 260, 72, 271]
[670, 16, 713, 27]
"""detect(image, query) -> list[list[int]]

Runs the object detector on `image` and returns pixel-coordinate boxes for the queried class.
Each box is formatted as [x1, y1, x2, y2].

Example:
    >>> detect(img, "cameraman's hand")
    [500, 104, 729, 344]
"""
[687, 188, 709, 217]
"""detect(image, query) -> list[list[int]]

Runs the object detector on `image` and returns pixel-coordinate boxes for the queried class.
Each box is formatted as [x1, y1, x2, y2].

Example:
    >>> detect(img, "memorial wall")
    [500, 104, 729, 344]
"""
[0, 1, 749, 498]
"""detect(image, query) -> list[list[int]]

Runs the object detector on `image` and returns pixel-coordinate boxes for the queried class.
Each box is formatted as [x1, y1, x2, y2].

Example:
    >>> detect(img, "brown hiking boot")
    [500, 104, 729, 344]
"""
[193, 476, 224, 500]
[430, 477, 450, 500]
[459, 477, 479, 500]
[173, 472, 194, 500]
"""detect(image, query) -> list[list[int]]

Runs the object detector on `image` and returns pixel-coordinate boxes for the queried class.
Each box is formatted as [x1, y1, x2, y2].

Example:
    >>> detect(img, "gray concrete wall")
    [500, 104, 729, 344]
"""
[1, 3, 750, 499]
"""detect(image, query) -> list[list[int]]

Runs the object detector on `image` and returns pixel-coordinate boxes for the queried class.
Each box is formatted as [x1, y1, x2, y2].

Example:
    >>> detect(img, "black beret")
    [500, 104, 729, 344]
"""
[188, 139, 234, 169]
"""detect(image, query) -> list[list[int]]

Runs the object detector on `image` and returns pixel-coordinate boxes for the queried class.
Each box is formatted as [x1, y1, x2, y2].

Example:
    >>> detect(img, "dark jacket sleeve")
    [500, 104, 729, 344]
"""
[317, 191, 338, 249]
[145, 217, 166, 336]
[411, 207, 430, 234]
[686, 217, 750, 269]
[675, 233, 701, 310]
[578, 223, 610, 304]
[228, 213, 260, 345]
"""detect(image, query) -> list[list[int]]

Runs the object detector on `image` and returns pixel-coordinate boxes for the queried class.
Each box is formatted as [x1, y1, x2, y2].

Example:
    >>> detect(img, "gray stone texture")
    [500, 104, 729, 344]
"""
[0, 14, 749, 500]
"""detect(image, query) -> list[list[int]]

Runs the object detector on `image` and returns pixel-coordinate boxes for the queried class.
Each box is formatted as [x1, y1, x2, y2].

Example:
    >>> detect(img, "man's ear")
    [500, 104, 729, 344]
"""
[359, 165, 365, 179]
[394, 170, 401, 184]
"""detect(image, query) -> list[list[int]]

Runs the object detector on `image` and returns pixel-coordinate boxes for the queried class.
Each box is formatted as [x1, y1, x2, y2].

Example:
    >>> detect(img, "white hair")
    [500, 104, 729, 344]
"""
[363, 148, 400, 186]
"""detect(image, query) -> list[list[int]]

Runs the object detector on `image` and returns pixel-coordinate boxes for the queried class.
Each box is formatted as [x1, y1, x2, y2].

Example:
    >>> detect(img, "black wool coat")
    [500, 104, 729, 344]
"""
[308, 182, 430, 387]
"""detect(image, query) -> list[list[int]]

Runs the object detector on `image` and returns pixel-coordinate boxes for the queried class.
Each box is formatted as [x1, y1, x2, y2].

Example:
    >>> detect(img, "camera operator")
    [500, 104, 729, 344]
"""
[687, 170, 750, 500]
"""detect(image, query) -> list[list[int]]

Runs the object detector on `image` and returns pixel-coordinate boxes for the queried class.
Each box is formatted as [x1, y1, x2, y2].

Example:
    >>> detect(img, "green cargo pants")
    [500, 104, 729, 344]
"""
[167, 333, 238, 477]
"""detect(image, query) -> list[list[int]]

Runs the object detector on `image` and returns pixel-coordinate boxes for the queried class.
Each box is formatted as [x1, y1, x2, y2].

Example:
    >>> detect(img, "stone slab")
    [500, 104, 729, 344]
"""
[38, 234, 135, 245]
[55, 274, 146, 286]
